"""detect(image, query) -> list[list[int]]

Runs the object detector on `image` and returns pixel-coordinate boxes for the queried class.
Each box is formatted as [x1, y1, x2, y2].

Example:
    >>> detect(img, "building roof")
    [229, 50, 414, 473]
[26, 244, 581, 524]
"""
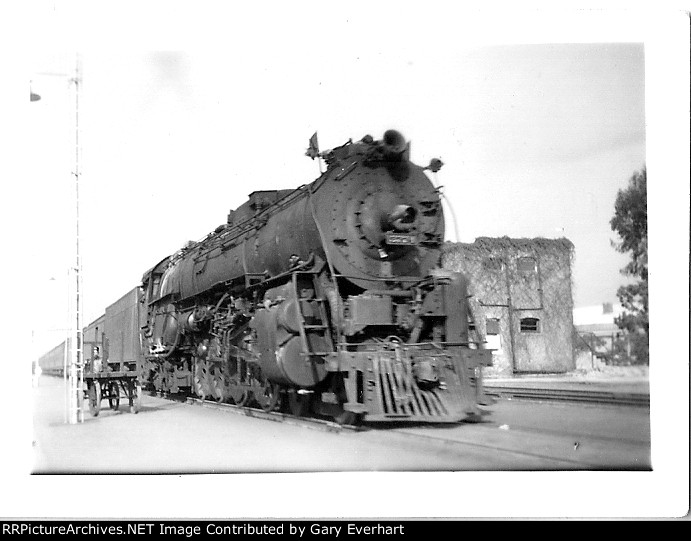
[575, 322, 621, 335]
[573, 303, 624, 325]
[573, 303, 626, 335]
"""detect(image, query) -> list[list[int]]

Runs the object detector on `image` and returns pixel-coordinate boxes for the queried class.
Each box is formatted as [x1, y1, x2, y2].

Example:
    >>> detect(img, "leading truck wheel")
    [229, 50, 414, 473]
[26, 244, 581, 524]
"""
[88, 380, 101, 417]
[256, 381, 282, 412]
[130, 382, 142, 414]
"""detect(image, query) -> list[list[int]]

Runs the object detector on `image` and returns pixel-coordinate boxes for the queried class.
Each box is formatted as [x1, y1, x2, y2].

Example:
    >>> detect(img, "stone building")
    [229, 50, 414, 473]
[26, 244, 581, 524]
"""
[443, 237, 575, 376]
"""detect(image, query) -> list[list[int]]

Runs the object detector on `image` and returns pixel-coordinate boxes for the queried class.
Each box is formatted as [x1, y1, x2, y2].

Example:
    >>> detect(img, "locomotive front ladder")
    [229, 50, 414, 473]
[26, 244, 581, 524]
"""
[291, 271, 334, 360]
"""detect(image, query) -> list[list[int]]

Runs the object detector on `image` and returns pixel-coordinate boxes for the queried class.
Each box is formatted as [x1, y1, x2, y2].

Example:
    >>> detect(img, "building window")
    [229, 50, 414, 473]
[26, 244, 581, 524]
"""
[517, 256, 537, 273]
[520, 317, 540, 332]
[486, 318, 500, 335]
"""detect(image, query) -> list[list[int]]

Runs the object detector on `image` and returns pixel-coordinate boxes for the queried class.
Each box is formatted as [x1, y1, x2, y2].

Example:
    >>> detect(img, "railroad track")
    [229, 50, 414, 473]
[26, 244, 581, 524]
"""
[173, 392, 650, 470]
[484, 385, 649, 407]
[184, 385, 649, 437]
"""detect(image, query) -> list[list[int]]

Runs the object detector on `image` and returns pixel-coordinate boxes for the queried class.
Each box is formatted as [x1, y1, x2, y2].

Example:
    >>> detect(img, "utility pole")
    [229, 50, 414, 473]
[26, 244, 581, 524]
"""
[32, 55, 84, 423]
[69, 56, 84, 424]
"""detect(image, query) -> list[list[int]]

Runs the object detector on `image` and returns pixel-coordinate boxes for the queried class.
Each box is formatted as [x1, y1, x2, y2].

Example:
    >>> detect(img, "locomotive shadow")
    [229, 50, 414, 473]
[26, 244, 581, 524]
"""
[363, 418, 491, 431]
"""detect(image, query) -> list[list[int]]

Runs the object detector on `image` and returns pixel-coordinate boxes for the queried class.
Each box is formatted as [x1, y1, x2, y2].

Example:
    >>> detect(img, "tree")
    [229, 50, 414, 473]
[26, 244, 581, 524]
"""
[610, 167, 648, 364]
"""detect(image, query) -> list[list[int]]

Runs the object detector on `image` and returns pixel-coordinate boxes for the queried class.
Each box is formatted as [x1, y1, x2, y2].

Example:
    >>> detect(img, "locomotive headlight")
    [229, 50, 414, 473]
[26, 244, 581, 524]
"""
[355, 192, 422, 256]
[386, 204, 417, 231]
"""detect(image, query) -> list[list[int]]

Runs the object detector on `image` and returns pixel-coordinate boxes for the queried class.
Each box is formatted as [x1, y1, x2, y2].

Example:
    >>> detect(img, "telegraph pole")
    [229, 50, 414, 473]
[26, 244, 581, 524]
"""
[69, 56, 84, 424]
[33, 55, 85, 423]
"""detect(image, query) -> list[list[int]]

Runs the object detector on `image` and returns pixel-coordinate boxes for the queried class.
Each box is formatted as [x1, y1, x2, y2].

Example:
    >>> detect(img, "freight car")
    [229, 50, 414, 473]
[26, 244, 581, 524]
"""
[40, 130, 493, 425]
[38, 341, 67, 377]
[83, 290, 143, 415]
[39, 297, 142, 415]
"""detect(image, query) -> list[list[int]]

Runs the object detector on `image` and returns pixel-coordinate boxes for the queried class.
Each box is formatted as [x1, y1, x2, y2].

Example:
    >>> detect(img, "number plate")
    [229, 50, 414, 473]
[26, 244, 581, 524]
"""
[385, 233, 418, 245]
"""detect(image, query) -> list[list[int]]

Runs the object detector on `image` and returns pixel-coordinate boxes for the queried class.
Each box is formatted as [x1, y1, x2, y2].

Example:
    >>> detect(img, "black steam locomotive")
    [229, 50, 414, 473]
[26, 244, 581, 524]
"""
[42, 130, 492, 424]
[139, 130, 491, 423]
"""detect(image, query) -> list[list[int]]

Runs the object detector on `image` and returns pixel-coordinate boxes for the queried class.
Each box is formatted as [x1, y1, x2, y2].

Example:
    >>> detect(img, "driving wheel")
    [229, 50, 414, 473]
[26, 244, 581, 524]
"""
[256, 381, 282, 412]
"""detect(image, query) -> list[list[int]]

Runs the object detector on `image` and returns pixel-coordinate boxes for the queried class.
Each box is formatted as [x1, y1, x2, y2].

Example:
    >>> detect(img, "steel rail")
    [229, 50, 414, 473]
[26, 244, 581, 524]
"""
[388, 422, 650, 470]
[484, 385, 649, 407]
[185, 393, 646, 470]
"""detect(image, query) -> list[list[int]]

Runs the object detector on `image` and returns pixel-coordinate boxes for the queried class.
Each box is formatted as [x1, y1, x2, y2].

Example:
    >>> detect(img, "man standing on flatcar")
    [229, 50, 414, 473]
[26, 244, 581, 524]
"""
[92, 346, 103, 374]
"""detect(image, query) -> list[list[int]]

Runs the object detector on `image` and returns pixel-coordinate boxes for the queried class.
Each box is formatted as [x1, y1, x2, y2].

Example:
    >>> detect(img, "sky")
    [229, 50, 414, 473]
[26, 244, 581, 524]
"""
[27, 38, 646, 355]
[8, 1, 689, 521]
